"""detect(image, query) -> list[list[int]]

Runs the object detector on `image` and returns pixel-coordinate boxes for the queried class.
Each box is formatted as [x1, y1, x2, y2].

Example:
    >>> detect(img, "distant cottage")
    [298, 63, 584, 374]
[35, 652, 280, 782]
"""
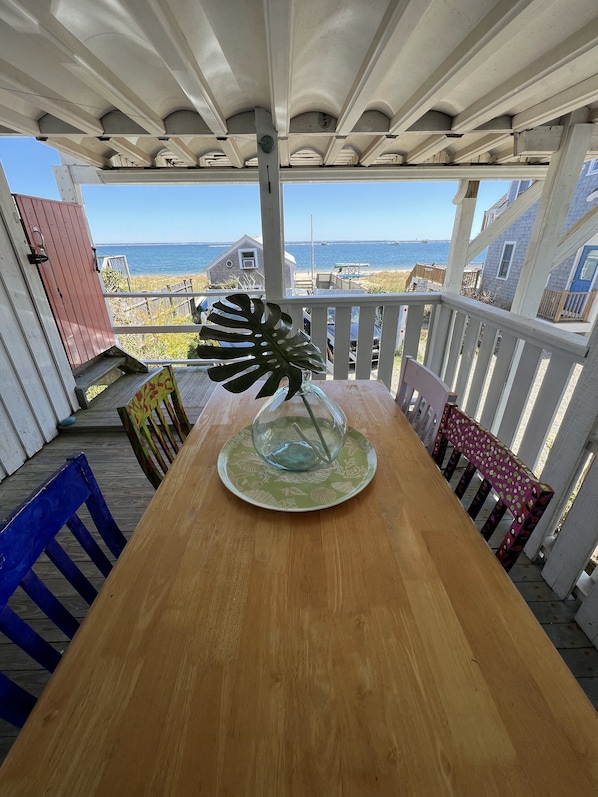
[205, 234, 296, 290]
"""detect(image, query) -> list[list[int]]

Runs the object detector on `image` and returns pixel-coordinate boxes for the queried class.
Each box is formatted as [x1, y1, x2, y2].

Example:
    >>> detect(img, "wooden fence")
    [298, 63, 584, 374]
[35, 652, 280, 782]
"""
[119, 279, 195, 321]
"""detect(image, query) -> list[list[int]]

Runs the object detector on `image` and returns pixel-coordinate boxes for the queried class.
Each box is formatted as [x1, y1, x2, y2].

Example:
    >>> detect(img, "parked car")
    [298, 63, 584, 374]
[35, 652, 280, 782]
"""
[303, 308, 381, 365]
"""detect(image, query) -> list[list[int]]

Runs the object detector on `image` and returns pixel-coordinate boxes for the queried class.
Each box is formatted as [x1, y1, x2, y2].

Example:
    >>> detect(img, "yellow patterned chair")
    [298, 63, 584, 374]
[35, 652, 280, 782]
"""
[117, 365, 192, 489]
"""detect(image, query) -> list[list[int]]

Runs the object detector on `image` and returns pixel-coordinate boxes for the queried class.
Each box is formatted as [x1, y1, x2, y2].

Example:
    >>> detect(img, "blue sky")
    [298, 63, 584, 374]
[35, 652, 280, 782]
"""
[0, 138, 510, 244]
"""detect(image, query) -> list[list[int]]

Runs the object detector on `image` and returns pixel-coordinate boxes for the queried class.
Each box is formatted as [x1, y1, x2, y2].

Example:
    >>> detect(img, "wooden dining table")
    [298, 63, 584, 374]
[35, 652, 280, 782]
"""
[1, 379, 598, 795]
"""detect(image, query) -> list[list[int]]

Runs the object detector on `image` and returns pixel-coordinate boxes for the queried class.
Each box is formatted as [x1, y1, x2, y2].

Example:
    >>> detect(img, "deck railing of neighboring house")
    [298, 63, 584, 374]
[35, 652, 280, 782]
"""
[537, 288, 597, 323]
[405, 263, 481, 292]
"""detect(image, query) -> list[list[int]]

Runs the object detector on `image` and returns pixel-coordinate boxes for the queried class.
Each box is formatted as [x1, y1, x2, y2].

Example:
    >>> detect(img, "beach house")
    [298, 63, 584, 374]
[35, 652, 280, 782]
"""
[205, 234, 296, 291]
[480, 162, 598, 323]
[2, 1, 598, 786]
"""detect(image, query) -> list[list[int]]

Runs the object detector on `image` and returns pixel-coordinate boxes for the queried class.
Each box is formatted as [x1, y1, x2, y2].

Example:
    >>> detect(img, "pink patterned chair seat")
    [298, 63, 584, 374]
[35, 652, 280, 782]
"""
[432, 404, 553, 571]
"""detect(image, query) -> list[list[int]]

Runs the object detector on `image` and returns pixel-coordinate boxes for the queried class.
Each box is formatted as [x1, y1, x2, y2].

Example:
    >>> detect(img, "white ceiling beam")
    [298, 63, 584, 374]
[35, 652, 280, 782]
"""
[450, 134, 512, 163]
[514, 124, 598, 154]
[278, 138, 290, 167]
[96, 163, 550, 185]
[0, 104, 39, 135]
[156, 138, 197, 166]
[218, 139, 245, 169]
[324, 137, 348, 166]
[263, 0, 293, 136]
[336, 0, 433, 134]
[359, 136, 394, 166]
[513, 75, 598, 131]
[41, 137, 109, 169]
[452, 20, 598, 133]
[0, 0, 166, 136]
[108, 138, 154, 166]
[390, 0, 543, 134]
[120, 0, 227, 135]
[404, 135, 449, 164]
[0, 57, 102, 134]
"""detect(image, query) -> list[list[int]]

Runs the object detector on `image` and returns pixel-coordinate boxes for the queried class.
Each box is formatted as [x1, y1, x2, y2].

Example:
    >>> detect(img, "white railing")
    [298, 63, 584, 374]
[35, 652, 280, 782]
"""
[105, 287, 588, 473]
[104, 287, 595, 610]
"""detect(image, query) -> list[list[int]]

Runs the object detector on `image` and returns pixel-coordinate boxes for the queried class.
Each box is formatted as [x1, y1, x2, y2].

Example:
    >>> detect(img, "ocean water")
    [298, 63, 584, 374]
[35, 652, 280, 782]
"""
[95, 240, 486, 277]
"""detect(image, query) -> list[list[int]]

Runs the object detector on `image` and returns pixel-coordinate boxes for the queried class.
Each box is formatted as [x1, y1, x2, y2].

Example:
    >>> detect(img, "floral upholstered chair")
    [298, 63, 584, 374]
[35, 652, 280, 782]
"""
[433, 404, 554, 571]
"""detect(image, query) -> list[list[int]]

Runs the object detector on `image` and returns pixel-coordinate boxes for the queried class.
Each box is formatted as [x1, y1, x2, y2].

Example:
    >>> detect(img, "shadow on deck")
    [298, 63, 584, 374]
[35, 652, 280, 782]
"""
[0, 367, 596, 760]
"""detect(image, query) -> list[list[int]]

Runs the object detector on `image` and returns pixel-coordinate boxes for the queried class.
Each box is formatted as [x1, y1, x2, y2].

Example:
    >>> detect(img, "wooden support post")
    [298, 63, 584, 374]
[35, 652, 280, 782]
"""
[444, 180, 479, 294]
[511, 113, 594, 318]
[255, 108, 285, 300]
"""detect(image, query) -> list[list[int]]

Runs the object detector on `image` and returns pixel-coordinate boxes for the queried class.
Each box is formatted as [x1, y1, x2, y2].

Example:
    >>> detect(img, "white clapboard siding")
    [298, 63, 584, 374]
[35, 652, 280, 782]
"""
[0, 167, 76, 481]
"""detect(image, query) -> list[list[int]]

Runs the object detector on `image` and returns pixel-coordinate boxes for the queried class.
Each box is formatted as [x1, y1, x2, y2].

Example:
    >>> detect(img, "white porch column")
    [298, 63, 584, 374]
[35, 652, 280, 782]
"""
[443, 180, 479, 294]
[511, 113, 594, 318]
[255, 108, 285, 299]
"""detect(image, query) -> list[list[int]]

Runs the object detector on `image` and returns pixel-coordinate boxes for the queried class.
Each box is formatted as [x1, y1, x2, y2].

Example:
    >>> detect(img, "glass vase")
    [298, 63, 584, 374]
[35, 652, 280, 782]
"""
[252, 373, 347, 471]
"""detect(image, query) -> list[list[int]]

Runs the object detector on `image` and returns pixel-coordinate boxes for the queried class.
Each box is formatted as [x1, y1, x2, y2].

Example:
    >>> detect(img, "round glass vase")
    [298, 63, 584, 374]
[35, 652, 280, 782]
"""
[252, 373, 348, 472]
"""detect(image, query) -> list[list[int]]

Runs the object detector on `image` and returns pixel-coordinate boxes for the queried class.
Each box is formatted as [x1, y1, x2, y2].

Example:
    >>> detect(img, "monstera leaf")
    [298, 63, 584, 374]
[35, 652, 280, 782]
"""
[196, 294, 326, 399]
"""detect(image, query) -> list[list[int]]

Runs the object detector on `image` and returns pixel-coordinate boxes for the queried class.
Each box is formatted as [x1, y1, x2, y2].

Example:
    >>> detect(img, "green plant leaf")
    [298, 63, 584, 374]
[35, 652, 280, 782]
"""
[196, 294, 326, 399]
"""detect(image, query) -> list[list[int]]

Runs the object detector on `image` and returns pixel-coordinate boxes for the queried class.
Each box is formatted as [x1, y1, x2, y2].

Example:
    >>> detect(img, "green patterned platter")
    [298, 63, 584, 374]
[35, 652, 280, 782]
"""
[217, 426, 377, 512]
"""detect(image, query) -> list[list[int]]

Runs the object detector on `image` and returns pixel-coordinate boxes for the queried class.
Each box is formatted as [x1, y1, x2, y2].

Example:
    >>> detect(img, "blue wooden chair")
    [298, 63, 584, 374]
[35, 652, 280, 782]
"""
[0, 452, 126, 727]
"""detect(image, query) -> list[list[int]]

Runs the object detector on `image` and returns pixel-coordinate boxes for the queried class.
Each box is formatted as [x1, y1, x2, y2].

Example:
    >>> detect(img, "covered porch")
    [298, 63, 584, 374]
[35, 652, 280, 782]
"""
[1, 2, 598, 772]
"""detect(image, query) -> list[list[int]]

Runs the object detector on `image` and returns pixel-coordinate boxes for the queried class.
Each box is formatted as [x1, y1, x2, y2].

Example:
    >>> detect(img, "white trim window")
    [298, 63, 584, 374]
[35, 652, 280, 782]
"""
[239, 248, 258, 269]
[587, 159, 598, 176]
[497, 242, 516, 280]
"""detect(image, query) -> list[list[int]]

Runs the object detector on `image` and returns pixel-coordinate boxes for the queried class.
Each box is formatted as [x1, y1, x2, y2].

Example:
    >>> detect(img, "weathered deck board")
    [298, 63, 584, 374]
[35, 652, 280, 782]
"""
[0, 370, 596, 763]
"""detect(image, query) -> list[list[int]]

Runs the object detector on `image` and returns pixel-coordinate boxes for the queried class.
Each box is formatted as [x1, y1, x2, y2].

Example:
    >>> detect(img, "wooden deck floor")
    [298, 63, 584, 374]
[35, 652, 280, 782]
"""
[0, 368, 596, 760]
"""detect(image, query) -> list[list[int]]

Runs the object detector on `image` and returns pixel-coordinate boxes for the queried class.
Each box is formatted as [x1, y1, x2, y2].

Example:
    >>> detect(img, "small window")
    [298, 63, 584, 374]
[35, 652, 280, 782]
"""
[587, 159, 598, 176]
[239, 249, 258, 269]
[498, 242, 516, 280]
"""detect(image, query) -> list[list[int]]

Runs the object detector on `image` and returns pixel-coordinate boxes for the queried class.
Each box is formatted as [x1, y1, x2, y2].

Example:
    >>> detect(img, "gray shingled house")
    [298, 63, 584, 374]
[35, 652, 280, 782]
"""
[206, 234, 296, 291]
[480, 159, 598, 322]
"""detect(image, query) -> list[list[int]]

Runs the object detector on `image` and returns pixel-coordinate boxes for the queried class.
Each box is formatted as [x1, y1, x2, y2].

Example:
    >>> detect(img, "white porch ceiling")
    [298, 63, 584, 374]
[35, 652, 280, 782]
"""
[0, 0, 597, 182]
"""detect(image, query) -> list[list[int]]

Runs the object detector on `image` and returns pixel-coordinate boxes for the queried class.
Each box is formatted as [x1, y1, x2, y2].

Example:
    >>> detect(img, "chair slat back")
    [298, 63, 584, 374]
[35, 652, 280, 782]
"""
[433, 404, 554, 571]
[0, 453, 126, 727]
[118, 365, 192, 489]
[396, 356, 457, 453]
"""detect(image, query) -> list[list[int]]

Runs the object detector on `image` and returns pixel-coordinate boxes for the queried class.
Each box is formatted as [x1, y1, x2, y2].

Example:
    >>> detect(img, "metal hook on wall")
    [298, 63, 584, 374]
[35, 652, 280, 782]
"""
[27, 226, 63, 298]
